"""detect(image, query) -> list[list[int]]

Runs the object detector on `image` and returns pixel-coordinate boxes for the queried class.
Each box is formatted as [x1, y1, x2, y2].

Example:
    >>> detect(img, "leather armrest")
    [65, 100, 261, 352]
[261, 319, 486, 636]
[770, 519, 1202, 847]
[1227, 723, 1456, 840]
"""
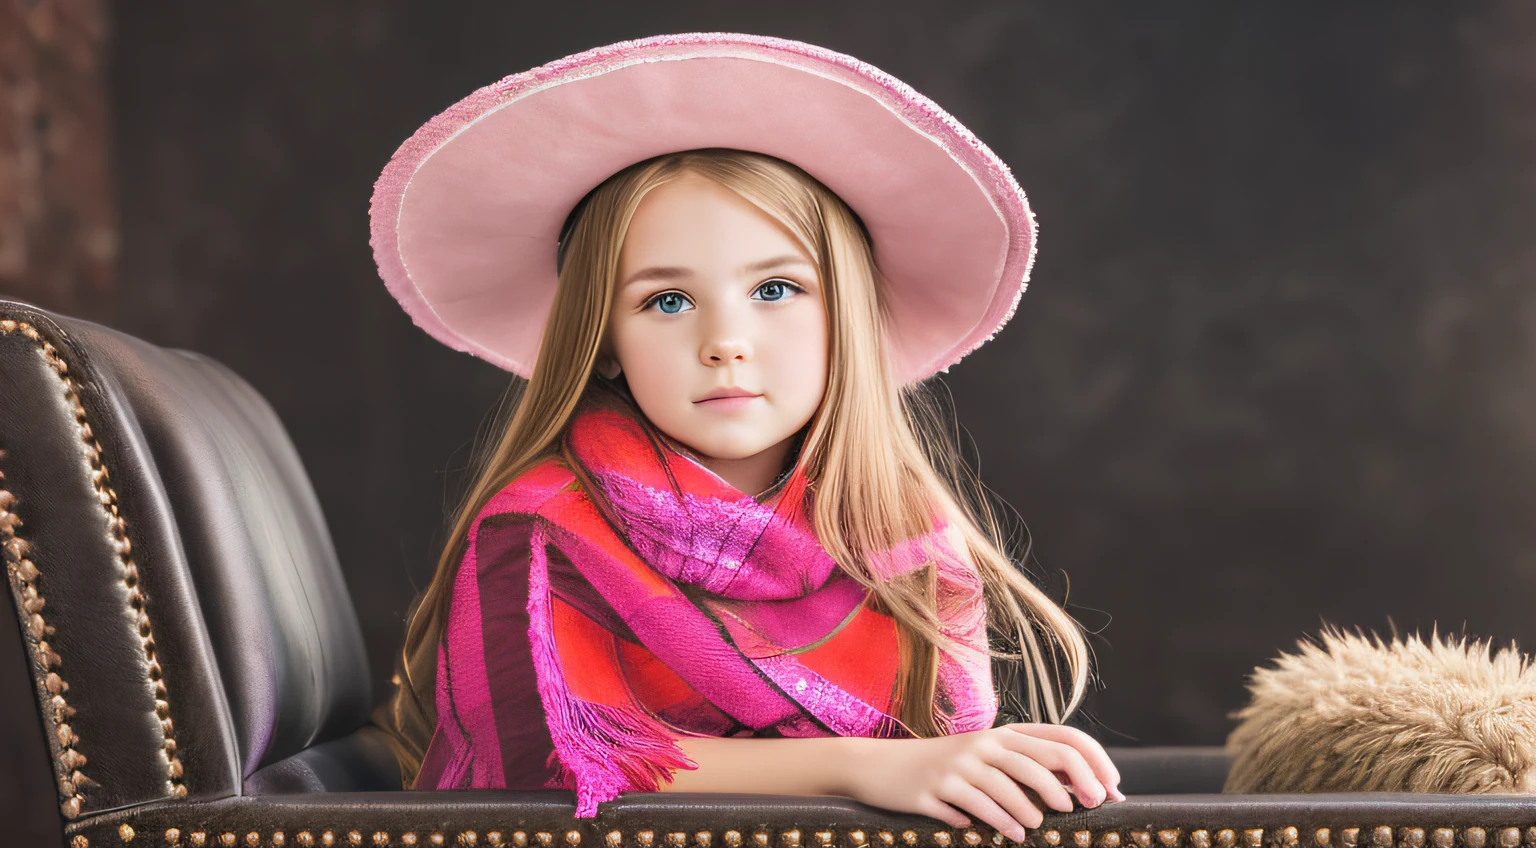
[67, 791, 1536, 848]
[245, 726, 406, 794]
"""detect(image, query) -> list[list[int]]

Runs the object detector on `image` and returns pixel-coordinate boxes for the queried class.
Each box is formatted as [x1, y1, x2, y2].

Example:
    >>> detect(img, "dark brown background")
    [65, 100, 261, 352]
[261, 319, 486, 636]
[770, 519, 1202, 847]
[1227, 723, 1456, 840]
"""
[15, 2, 1536, 749]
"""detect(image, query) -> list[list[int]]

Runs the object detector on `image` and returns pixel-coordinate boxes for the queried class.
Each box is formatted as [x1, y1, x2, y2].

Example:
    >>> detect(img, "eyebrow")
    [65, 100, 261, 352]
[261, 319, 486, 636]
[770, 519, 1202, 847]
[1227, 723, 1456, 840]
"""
[620, 254, 814, 290]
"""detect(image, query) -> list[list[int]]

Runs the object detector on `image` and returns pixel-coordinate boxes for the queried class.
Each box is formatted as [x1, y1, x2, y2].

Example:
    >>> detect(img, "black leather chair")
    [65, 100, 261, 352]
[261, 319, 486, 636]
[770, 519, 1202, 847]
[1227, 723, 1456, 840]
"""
[3, 296, 1530, 848]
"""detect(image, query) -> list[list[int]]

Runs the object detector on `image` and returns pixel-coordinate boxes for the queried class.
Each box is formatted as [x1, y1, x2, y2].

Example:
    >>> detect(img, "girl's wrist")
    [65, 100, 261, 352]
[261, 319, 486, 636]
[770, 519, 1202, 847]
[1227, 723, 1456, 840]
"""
[828, 735, 879, 799]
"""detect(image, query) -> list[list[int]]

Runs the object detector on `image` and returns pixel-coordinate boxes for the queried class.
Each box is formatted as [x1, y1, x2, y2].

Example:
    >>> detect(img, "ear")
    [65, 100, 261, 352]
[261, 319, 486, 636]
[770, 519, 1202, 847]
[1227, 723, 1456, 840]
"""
[595, 351, 622, 380]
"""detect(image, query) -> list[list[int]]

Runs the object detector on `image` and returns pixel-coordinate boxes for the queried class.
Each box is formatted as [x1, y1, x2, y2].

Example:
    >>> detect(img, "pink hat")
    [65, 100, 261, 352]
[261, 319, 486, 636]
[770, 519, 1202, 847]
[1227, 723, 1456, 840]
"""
[370, 32, 1037, 385]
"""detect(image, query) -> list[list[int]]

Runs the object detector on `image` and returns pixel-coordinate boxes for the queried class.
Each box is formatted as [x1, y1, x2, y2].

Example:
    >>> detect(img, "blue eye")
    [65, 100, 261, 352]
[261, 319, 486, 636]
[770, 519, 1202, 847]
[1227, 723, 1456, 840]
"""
[645, 291, 693, 314]
[754, 279, 803, 302]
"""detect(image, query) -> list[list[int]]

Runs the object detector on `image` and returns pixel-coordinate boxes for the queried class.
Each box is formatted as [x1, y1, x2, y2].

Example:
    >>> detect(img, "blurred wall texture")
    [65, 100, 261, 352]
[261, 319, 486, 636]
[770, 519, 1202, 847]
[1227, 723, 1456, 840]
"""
[5, 2, 1536, 749]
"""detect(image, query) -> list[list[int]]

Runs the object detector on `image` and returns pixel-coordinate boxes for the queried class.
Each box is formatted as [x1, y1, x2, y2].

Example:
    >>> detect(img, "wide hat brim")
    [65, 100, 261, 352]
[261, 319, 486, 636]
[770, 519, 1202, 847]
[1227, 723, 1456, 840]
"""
[370, 32, 1037, 384]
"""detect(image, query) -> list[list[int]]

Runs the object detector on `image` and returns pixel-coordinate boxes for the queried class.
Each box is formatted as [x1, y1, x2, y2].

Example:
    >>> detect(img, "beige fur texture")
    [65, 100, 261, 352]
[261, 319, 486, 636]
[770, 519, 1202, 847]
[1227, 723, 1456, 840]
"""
[1223, 624, 1536, 794]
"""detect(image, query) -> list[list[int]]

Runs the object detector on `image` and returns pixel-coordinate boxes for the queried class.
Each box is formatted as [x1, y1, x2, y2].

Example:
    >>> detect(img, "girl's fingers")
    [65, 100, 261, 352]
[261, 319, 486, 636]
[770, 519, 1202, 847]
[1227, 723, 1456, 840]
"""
[1006, 735, 1105, 807]
[990, 749, 1075, 813]
[969, 762, 1051, 833]
[1005, 723, 1121, 792]
[935, 779, 1034, 840]
[914, 795, 975, 832]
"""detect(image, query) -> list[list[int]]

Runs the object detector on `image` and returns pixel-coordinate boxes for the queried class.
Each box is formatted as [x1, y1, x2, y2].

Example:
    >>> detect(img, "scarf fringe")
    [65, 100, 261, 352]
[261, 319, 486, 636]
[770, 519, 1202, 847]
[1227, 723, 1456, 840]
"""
[526, 519, 699, 817]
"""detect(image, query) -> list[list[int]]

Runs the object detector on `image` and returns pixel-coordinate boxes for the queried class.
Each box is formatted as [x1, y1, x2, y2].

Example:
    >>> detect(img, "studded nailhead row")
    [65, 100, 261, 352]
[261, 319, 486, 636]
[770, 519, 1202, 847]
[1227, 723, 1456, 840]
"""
[71, 825, 1536, 848]
[1, 318, 188, 817]
[0, 440, 93, 820]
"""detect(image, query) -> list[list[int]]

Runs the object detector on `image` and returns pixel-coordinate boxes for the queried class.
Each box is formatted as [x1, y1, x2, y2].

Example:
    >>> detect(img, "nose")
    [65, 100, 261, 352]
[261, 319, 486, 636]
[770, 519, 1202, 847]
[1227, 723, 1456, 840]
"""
[700, 334, 751, 367]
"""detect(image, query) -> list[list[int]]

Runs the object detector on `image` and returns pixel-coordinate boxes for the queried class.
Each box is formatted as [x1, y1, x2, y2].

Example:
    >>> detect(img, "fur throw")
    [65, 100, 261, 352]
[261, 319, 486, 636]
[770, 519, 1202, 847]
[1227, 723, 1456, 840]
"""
[1223, 625, 1536, 794]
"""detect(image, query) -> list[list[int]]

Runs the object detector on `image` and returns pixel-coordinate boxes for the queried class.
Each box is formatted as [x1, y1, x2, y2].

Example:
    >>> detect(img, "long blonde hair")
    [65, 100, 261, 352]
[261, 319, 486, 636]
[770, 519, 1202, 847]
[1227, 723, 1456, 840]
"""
[373, 148, 1095, 788]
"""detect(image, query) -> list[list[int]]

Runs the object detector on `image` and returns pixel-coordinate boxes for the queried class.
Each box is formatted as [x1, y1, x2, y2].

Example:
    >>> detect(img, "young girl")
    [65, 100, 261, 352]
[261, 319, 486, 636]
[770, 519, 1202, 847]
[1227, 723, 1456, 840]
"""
[368, 33, 1123, 836]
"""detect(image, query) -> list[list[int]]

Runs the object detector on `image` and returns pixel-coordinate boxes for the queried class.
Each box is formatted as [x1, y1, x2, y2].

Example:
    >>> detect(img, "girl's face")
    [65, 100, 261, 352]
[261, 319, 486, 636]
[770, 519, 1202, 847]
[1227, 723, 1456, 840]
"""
[605, 172, 829, 494]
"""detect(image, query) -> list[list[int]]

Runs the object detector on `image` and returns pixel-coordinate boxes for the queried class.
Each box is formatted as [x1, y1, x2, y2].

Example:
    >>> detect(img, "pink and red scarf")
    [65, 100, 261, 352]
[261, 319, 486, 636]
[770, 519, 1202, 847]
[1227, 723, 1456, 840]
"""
[421, 381, 997, 816]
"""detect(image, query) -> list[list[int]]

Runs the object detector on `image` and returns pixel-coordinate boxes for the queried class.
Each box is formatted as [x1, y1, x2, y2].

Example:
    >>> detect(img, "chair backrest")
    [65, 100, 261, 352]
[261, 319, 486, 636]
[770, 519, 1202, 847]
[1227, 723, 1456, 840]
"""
[0, 298, 371, 825]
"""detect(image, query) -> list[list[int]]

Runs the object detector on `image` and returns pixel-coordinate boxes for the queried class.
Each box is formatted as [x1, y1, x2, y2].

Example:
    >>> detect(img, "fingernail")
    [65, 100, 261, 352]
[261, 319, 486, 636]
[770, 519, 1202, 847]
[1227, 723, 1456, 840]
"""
[1109, 786, 1126, 802]
[1009, 829, 1028, 843]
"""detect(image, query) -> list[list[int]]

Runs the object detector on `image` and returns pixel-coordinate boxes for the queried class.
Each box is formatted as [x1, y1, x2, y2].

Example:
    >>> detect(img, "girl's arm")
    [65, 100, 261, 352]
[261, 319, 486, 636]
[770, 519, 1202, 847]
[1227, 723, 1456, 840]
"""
[660, 735, 877, 797]
[660, 726, 1122, 842]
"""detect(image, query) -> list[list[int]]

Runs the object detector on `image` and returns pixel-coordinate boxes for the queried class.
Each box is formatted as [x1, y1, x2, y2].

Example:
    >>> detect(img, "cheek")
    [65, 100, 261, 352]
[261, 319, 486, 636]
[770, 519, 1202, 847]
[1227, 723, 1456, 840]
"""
[613, 320, 686, 377]
[767, 307, 830, 396]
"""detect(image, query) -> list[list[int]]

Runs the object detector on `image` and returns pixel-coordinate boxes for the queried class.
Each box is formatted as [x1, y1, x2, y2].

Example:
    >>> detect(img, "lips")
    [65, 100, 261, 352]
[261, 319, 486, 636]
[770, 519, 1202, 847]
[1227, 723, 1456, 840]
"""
[696, 388, 761, 403]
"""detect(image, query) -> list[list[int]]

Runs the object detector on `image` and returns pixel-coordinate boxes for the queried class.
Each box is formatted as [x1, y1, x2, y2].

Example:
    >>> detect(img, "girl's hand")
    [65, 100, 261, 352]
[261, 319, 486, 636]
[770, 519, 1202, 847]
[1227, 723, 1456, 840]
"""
[844, 723, 1124, 842]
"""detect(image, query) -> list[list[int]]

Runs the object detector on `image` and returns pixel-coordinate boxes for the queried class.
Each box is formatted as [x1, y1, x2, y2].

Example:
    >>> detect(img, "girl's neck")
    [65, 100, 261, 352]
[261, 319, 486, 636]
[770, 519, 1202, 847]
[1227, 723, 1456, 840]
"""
[695, 440, 795, 499]
[663, 428, 806, 500]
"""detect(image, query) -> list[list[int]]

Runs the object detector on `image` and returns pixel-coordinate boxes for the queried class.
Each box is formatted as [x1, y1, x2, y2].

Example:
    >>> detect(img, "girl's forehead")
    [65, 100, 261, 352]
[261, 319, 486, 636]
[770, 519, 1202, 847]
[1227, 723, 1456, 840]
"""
[621, 183, 813, 269]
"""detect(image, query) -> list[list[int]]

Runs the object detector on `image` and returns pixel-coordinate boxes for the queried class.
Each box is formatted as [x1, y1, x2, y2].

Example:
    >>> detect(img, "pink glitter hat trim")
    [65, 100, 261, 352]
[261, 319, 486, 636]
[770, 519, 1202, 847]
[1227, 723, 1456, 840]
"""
[370, 32, 1037, 384]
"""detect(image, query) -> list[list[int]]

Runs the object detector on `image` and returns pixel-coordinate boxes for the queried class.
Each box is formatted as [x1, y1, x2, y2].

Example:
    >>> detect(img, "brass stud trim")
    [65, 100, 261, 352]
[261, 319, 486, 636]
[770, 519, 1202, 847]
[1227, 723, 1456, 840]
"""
[0, 445, 90, 820]
[0, 320, 189, 809]
[71, 826, 1536, 848]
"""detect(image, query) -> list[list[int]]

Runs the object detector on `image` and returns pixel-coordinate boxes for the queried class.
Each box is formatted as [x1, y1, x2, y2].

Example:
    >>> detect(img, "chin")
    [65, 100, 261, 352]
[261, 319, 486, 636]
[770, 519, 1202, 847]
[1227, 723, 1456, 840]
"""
[686, 438, 771, 461]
